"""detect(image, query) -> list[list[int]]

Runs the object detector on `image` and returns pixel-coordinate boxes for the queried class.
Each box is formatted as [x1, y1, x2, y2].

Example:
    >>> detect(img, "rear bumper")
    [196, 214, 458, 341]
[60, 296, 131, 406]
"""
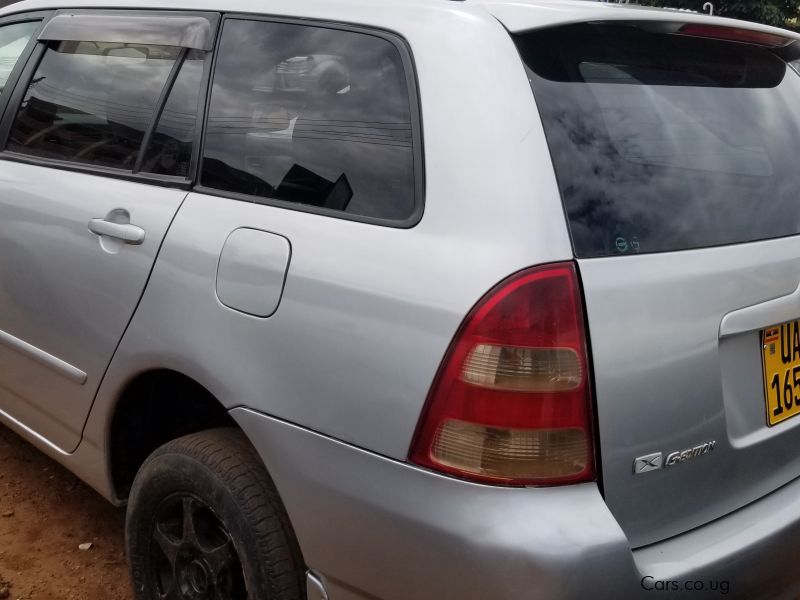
[632, 473, 800, 599]
[231, 407, 800, 599]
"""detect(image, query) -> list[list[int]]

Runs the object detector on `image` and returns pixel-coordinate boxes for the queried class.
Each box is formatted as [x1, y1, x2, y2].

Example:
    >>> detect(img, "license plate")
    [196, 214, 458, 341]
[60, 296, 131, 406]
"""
[762, 321, 800, 426]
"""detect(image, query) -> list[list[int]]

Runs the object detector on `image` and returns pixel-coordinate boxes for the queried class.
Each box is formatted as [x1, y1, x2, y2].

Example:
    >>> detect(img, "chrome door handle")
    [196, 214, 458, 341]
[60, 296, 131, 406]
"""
[88, 218, 146, 245]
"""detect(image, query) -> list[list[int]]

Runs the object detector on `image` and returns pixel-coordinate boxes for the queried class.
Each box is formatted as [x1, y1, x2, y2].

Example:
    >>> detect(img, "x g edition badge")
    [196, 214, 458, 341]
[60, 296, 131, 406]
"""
[633, 441, 716, 474]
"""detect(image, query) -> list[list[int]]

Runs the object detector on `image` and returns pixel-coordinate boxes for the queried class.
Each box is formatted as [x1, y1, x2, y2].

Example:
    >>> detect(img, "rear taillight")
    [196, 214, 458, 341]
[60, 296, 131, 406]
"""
[409, 263, 595, 486]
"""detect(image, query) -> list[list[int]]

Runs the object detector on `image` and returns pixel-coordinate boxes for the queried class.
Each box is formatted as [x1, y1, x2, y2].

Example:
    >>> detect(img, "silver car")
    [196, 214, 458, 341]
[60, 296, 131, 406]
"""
[0, 0, 799, 598]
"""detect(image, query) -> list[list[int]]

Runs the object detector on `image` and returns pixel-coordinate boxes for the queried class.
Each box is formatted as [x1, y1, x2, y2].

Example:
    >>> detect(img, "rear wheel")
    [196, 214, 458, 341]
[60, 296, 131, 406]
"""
[126, 428, 305, 600]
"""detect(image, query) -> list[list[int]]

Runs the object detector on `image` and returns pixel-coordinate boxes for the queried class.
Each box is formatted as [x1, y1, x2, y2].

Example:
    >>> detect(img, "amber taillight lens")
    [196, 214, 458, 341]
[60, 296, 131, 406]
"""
[409, 263, 595, 486]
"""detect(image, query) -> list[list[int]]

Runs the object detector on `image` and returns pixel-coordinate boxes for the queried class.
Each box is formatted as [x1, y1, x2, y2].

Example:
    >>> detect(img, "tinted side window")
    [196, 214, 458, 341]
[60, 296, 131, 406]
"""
[7, 42, 181, 170]
[141, 50, 204, 178]
[0, 21, 39, 93]
[201, 19, 415, 221]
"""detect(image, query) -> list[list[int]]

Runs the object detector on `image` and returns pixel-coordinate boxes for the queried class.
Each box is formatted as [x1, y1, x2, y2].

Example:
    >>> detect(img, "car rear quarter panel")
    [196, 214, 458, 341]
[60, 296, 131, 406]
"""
[80, 3, 573, 468]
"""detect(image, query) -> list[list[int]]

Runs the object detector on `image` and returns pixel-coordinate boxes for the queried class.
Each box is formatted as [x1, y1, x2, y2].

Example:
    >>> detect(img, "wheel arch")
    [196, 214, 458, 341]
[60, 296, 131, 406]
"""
[107, 368, 237, 501]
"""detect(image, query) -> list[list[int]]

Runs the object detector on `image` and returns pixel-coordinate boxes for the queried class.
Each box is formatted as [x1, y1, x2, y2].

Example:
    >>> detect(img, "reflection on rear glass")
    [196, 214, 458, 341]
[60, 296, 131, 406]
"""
[516, 23, 800, 257]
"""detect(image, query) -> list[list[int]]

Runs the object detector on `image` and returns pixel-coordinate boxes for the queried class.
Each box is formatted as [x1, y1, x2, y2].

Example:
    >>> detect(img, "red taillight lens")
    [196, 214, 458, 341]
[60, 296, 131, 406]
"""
[677, 24, 792, 47]
[409, 263, 595, 486]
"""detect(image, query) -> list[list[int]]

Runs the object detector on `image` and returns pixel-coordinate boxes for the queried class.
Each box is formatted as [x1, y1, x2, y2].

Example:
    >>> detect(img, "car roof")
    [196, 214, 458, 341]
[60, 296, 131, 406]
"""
[2, 0, 798, 43]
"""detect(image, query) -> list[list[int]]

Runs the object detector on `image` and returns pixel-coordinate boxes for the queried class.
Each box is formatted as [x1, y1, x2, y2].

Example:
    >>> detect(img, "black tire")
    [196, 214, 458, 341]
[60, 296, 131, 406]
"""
[126, 427, 305, 600]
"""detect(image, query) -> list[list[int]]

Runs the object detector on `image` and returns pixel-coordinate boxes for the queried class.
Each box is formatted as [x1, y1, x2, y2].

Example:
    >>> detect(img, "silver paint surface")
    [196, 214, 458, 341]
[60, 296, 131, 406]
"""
[216, 228, 290, 318]
[234, 407, 800, 600]
[0, 325, 86, 384]
[0, 162, 184, 451]
[0, 0, 795, 597]
[581, 236, 800, 546]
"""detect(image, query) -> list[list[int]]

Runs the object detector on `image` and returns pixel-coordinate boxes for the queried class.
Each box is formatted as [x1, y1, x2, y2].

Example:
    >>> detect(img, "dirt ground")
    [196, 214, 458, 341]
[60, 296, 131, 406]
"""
[0, 426, 133, 600]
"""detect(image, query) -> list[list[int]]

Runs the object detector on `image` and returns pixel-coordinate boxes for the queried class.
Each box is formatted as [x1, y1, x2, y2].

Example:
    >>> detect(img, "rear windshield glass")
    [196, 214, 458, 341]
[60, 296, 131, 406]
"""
[515, 23, 800, 257]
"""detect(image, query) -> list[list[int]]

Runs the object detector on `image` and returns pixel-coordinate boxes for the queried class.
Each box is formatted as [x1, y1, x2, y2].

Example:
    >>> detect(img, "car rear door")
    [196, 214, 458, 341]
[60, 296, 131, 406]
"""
[0, 10, 217, 452]
[511, 18, 800, 547]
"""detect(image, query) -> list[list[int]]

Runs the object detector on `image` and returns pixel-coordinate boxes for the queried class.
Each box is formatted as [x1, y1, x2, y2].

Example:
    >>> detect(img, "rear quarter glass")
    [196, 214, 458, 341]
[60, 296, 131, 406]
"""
[514, 22, 800, 258]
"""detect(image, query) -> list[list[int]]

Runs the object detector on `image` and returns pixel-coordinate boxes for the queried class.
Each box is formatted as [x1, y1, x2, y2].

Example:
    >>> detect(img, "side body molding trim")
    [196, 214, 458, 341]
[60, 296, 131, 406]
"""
[0, 327, 87, 384]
